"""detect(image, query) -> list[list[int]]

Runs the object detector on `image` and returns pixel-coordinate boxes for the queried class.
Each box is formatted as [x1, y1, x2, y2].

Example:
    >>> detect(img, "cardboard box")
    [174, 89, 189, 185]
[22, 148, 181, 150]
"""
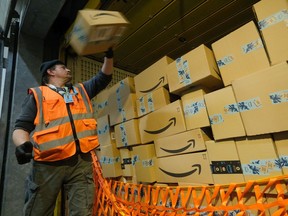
[136, 87, 170, 117]
[119, 148, 134, 177]
[204, 86, 246, 140]
[94, 88, 110, 118]
[139, 100, 186, 144]
[232, 62, 288, 136]
[272, 131, 288, 175]
[212, 21, 270, 86]
[108, 76, 135, 99]
[167, 44, 223, 94]
[100, 144, 122, 178]
[134, 56, 174, 98]
[235, 134, 283, 182]
[96, 115, 115, 147]
[108, 93, 138, 126]
[108, 77, 137, 125]
[132, 143, 157, 183]
[206, 139, 245, 184]
[114, 119, 141, 148]
[156, 151, 214, 184]
[253, 0, 288, 65]
[70, 9, 129, 55]
[181, 88, 210, 130]
[154, 128, 211, 158]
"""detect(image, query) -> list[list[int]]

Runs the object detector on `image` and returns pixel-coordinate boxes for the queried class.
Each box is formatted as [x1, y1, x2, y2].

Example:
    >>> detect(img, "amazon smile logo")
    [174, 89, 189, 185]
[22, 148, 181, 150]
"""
[144, 117, 176, 134]
[160, 139, 195, 154]
[159, 164, 201, 177]
[140, 77, 165, 93]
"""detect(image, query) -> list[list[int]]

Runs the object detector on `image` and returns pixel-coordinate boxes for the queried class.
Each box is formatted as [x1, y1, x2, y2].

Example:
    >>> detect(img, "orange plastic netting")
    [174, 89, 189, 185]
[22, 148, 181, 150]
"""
[91, 151, 288, 216]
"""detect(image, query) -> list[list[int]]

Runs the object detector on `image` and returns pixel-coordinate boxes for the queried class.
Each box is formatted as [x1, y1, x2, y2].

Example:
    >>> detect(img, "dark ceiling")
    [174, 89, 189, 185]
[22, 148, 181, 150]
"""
[21, 0, 261, 75]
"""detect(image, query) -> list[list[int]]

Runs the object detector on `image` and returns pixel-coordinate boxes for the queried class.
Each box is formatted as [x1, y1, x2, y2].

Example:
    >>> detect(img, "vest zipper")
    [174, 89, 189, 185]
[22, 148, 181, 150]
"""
[66, 103, 80, 152]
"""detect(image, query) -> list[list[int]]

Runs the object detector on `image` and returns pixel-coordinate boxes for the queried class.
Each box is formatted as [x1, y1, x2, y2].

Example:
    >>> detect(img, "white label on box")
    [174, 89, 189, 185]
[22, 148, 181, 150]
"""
[224, 103, 239, 114]
[241, 159, 281, 175]
[241, 38, 263, 54]
[209, 114, 224, 125]
[184, 100, 206, 116]
[238, 97, 262, 112]
[176, 57, 192, 85]
[217, 55, 234, 68]
[269, 89, 288, 104]
[258, 9, 288, 30]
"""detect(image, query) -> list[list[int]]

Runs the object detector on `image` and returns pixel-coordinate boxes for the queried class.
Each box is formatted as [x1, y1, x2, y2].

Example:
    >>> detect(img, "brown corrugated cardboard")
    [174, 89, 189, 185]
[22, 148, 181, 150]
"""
[96, 115, 115, 147]
[206, 139, 245, 184]
[108, 76, 135, 98]
[138, 100, 186, 144]
[235, 134, 283, 182]
[134, 56, 174, 98]
[204, 86, 246, 140]
[253, 0, 288, 65]
[232, 62, 288, 136]
[272, 131, 288, 175]
[136, 87, 170, 117]
[70, 9, 129, 55]
[167, 44, 223, 95]
[181, 88, 210, 130]
[156, 151, 214, 184]
[212, 21, 270, 86]
[108, 93, 138, 126]
[154, 128, 210, 158]
[94, 88, 110, 118]
[100, 144, 122, 178]
[132, 143, 157, 183]
[114, 119, 141, 148]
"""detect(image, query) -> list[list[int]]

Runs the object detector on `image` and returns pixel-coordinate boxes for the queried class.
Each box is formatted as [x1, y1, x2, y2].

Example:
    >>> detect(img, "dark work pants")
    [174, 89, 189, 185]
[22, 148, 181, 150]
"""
[23, 152, 95, 216]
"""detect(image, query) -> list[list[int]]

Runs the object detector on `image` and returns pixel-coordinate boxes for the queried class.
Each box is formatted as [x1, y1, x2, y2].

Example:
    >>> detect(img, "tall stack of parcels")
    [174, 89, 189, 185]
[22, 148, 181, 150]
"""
[95, 0, 288, 187]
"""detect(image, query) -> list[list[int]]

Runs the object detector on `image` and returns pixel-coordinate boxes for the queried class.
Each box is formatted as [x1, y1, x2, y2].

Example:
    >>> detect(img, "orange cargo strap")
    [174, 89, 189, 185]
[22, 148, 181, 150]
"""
[91, 151, 288, 215]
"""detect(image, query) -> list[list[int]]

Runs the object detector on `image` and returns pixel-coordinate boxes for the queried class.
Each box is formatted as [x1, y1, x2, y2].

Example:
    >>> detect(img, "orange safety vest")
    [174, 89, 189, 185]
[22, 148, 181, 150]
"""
[29, 84, 98, 162]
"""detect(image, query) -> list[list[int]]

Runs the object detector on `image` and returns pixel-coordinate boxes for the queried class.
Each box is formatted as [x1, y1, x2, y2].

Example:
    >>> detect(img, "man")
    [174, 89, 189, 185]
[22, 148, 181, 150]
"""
[12, 48, 113, 216]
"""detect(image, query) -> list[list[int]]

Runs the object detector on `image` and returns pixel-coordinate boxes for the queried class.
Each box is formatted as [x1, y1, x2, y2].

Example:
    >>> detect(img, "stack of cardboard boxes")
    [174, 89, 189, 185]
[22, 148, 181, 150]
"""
[95, 0, 288, 195]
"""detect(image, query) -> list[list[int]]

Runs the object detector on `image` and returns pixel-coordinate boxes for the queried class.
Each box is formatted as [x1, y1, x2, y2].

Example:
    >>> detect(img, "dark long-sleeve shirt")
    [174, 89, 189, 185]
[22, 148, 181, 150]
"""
[14, 71, 112, 133]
